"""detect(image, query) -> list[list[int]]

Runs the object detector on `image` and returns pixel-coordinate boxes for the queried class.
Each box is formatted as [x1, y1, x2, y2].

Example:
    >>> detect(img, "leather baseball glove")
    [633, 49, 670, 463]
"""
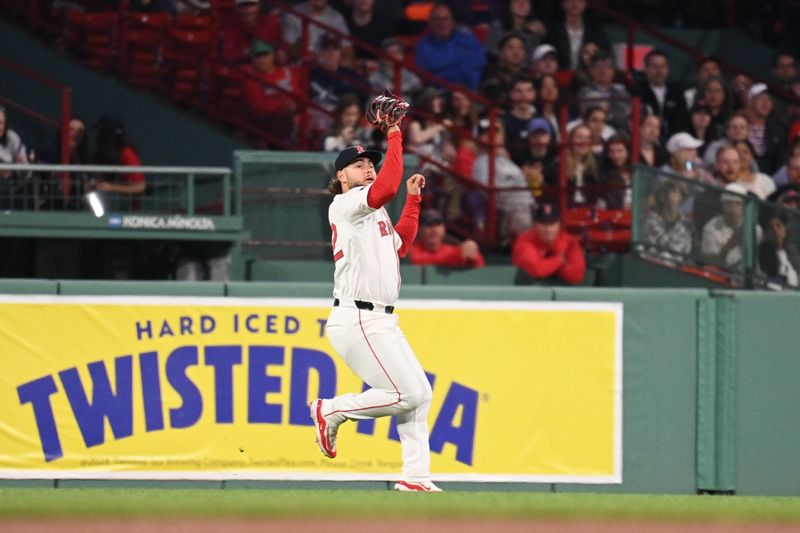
[365, 91, 410, 132]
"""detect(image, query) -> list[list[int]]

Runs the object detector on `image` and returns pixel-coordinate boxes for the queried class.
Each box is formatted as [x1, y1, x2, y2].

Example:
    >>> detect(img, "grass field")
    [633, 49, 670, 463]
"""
[2, 488, 800, 523]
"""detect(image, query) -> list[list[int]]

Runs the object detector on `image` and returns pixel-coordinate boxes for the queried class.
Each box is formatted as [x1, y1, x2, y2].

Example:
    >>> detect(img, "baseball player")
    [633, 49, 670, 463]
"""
[309, 94, 441, 492]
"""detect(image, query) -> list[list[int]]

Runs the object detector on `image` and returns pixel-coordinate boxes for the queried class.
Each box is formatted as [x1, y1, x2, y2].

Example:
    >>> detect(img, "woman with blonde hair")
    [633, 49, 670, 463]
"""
[546, 123, 598, 206]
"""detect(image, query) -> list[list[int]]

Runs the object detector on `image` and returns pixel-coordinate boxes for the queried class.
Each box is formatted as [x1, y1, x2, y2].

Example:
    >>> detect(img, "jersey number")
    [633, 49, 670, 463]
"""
[331, 223, 344, 262]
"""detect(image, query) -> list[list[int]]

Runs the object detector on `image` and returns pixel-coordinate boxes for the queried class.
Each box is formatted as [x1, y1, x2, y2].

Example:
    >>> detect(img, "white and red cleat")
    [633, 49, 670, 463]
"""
[393, 480, 443, 492]
[309, 399, 337, 459]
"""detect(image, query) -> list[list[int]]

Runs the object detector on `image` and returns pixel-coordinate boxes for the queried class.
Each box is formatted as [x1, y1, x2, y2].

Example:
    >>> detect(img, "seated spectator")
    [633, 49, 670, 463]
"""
[697, 76, 732, 141]
[745, 83, 787, 175]
[703, 112, 751, 169]
[530, 44, 560, 81]
[662, 132, 713, 183]
[732, 140, 777, 200]
[683, 56, 722, 109]
[576, 50, 630, 132]
[769, 51, 799, 131]
[501, 76, 538, 165]
[520, 117, 557, 199]
[545, 123, 598, 206]
[89, 116, 145, 201]
[575, 104, 615, 155]
[0, 105, 30, 210]
[730, 72, 754, 112]
[367, 38, 422, 103]
[773, 140, 800, 187]
[409, 208, 485, 268]
[568, 39, 601, 93]
[635, 49, 688, 141]
[512, 202, 586, 285]
[282, 0, 353, 62]
[643, 179, 693, 259]
[535, 73, 563, 142]
[243, 40, 300, 140]
[321, 93, 373, 152]
[701, 182, 762, 269]
[758, 210, 799, 288]
[596, 133, 632, 210]
[480, 33, 529, 106]
[681, 100, 718, 158]
[345, 0, 398, 62]
[406, 87, 453, 159]
[414, 2, 487, 91]
[41, 116, 90, 209]
[309, 34, 365, 133]
[639, 114, 668, 168]
[545, 0, 608, 71]
[445, 88, 480, 145]
[220, 0, 282, 65]
[485, 0, 545, 67]
[472, 118, 535, 242]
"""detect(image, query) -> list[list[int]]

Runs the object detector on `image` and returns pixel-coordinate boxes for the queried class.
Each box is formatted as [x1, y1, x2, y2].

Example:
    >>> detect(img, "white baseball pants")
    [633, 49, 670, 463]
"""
[325, 304, 433, 482]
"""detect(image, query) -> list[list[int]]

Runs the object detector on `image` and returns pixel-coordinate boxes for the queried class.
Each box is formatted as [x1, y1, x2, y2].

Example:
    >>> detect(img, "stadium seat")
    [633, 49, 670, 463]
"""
[64, 11, 119, 71]
[121, 12, 171, 89]
[160, 24, 214, 106]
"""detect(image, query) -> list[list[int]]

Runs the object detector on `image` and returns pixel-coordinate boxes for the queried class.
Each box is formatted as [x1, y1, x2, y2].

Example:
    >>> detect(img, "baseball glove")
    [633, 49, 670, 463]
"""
[365, 91, 410, 132]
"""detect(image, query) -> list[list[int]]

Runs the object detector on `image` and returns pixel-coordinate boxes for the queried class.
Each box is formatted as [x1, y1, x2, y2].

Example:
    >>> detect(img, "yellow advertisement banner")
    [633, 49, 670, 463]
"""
[0, 296, 622, 483]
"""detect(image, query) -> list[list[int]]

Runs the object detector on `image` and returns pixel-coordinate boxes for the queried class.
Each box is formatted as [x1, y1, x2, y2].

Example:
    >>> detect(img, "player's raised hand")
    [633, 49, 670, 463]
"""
[406, 174, 425, 195]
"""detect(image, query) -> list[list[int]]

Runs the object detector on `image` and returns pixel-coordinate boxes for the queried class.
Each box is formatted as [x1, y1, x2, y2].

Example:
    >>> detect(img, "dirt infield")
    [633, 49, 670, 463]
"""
[4, 519, 800, 533]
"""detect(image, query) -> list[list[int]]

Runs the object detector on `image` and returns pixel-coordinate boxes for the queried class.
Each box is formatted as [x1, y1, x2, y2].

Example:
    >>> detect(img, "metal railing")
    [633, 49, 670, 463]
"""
[0, 164, 235, 216]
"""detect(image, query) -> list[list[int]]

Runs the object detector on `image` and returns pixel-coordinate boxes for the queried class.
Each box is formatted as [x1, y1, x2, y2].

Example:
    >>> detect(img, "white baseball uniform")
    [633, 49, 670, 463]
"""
[321, 153, 434, 484]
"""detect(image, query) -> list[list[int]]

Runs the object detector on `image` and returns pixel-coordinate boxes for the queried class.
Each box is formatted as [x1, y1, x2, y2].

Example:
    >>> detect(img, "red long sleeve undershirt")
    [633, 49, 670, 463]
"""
[366, 130, 403, 209]
[395, 194, 422, 258]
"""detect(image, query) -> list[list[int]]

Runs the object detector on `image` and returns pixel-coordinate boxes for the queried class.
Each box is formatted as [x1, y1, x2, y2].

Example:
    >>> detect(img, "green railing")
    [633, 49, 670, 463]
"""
[631, 165, 800, 290]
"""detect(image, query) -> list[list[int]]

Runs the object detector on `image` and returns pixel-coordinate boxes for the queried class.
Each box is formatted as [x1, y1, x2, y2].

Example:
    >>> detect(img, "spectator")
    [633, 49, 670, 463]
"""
[282, 0, 353, 62]
[703, 112, 751, 169]
[89, 115, 145, 200]
[480, 33, 529, 106]
[243, 40, 300, 140]
[577, 104, 615, 155]
[414, 2, 487, 91]
[732, 140, 777, 200]
[643, 179, 693, 259]
[520, 117, 557, 199]
[545, 123, 598, 206]
[367, 38, 422, 102]
[745, 83, 787, 175]
[693, 143, 743, 237]
[535, 73, 563, 142]
[636, 49, 688, 141]
[472, 118, 535, 242]
[530, 44, 560, 81]
[346, 0, 397, 62]
[663, 132, 712, 183]
[445, 88, 480, 145]
[701, 182, 762, 269]
[681, 100, 717, 158]
[406, 87, 453, 161]
[730, 72, 754, 112]
[171, 0, 209, 14]
[309, 34, 365, 133]
[772, 138, 800, 187]
[576, 50, 631, 132]
[485, 0, 545, 66]
[639, 114, 668, 168]
[409, 208, 486, 268]
[697, 75, 732, 140]
[596, 133, 632, 210]
[770, 51, 799, 130]
[568, 39, 601, 92]
[501, 76, 538, 165]
[220, 0, 282, 65]
[758, 210, 799, 288]
[545, 0, 608, 70]
[512, 202, 586, 285]
[683, 56, 722, 109]
[0, 105, 30, 210]
[321, 93, 373, 152]
[42, 116, 90, 209]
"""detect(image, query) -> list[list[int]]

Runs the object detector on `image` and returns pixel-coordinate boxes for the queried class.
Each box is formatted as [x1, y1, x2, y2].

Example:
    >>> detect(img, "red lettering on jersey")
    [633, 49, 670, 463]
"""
[378, 221, 390, 237]
[331, 223, 344, 262]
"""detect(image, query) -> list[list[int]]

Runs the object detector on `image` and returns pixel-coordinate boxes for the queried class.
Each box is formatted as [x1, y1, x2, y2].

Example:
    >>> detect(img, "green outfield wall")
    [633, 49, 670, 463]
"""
[0, 280, 797, 496]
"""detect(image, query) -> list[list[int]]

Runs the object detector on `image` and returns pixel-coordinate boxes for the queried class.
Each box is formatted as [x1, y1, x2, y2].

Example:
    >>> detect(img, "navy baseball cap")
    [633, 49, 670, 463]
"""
[334, 145, 382, 172]
[534, 202, 560, 222]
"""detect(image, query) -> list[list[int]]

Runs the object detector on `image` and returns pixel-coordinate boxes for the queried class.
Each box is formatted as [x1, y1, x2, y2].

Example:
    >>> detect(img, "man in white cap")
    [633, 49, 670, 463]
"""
[531, 44, 559, 80]
[746, 82, 787, 175]
[662, 132, 710, 181]
[700, 182, 761, 269]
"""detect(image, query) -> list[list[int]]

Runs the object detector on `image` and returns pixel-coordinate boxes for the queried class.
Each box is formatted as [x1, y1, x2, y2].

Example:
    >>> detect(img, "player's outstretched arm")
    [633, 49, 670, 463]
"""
[366, 93, 409, 209]
[395, 174, 425, 257]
